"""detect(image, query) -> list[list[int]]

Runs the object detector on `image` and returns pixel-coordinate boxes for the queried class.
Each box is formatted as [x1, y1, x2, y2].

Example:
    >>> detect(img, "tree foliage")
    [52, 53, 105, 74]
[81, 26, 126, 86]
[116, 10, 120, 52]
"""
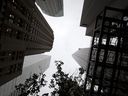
[15, 61, 86, 96]
[49, 61, 86, 96]
[15, 73, 47, 96]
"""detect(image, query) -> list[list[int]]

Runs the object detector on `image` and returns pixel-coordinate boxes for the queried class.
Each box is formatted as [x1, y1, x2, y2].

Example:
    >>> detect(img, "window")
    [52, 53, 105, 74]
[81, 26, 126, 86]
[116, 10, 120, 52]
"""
[94, 33, 99, 45]
[109, 37, 118, 46]
[106, 51, 115, 64]
[99, 49, 105, 62]
[102, 35, 107, 45]
[104, 68, 113, 80]
[91, 48, 97, 61]
[9, 14, 14, 19]
[104, 20, 110, 26]
[94, 85, 99, 92]
[88, 62, 95, 76]
[86, 78, 92, 90]
[119, 70, 128, 82]
[96, 67, 102, 77]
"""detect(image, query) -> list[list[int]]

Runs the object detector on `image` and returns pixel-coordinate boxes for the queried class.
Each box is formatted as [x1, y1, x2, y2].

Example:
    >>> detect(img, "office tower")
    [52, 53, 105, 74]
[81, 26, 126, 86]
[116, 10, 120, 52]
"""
[36, 0, 63, 17]
[80, 1, 128, 95]
[84, 7, 128, 96]
[0, 0, 54, 86]
[80, 0, 128, 36]
[72, 48, 90, 70]
[0, 54, 51, 96]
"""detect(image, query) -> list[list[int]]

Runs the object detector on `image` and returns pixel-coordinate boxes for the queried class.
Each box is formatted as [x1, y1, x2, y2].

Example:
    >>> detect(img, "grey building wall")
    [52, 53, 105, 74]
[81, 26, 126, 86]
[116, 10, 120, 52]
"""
[36, 0, 63, 17]
[72, 48, 90, 70]
[0, 54, 51, 96]
[0, 0, 54, 86]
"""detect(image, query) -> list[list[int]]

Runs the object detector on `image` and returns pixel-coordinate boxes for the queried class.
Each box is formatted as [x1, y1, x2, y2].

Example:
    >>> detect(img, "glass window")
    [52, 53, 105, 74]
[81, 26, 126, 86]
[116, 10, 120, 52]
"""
[99, 49, 105, 62]
[109, 37, 118, 46]
[91, 48, 97, 61]
[106, 51, 115, 64]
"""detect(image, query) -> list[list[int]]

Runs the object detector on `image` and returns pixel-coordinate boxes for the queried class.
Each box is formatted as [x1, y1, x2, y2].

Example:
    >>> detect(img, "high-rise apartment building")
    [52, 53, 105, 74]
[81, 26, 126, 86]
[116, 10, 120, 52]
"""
[80, 1, 128, 96]
[36, 0, 64, 17]
[0, 0, 54, 86]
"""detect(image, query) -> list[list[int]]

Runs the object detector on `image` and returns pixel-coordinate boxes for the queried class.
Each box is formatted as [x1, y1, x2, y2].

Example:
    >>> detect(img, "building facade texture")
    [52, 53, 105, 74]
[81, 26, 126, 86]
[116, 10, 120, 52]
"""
[0, 55, 51, 96]
[0, 0, 54, 86]
[84, 7, 128, 96]
[36, 0, 63, 17]
[72, 48, 90, 70]
[80, 1, 128, 96]
[80, 0, 128, 36]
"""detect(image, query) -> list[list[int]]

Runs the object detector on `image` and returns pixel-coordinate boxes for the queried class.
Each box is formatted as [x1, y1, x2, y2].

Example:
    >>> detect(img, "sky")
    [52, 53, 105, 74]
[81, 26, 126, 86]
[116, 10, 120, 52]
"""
[36, 0, 92, 95]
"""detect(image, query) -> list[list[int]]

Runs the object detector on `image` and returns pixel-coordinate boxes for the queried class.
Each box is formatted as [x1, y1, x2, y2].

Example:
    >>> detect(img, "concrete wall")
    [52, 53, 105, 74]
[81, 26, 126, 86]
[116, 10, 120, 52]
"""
[0, 54, 51, 96]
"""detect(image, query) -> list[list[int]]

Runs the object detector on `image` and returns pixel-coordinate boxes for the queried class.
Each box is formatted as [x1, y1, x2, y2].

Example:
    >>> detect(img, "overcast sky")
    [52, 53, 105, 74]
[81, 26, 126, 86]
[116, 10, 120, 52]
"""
[37, 0, 92, 94]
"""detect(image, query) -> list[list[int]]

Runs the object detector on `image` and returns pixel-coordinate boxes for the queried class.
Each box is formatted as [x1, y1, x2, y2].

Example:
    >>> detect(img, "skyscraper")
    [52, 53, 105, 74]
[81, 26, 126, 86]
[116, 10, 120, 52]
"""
[0, 54, 51, 96]
[0, 0, 54, 86]
[80, 0, 128, 36]
[80, 0, 128, 96]
[36, 0, 64, 17]
[72, 48, 90, 70]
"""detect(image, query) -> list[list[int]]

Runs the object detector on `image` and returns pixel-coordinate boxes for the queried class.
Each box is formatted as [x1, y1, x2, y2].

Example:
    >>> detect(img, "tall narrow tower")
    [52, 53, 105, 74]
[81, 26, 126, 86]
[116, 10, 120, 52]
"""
[85, 7, 128, 96]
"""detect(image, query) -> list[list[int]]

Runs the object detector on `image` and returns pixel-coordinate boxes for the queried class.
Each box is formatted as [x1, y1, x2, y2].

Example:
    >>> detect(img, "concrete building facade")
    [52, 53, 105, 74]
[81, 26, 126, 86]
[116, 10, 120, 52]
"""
[36, 0, 63, 17]
[72, 48, 90, 70]
[0, 0, 54, 86]
[0, 54, 51, 96]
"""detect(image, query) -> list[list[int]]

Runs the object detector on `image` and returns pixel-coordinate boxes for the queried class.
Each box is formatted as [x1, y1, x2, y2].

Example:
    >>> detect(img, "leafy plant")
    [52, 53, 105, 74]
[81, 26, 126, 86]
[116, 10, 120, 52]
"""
[15, 73, 47, 96]
[49, 61, 86, 96]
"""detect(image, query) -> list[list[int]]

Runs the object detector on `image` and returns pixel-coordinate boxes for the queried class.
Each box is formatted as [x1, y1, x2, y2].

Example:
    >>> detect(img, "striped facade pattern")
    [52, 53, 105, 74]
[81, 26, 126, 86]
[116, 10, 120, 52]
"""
[36, 0, 63, 17]
[0, 0, 54, 86]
